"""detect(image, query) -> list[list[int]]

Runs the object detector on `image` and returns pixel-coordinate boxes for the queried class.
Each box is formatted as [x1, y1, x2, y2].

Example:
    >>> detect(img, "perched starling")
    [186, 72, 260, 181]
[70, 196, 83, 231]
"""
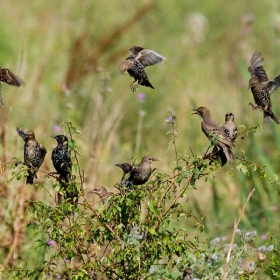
[120, 46, 165, 92]
[51, 135, 75, 204]
[222, 111, 238, 142]
[88, 186, 113, 205]
[0, 68, 24, 106]
[17, 127, 46, 185]
[192, 107, 235, 162]
[115, 162, 133, 188]
[182, 268, 193, 280]
[248, 51, 280, 125]
[128, 156, 158, 187]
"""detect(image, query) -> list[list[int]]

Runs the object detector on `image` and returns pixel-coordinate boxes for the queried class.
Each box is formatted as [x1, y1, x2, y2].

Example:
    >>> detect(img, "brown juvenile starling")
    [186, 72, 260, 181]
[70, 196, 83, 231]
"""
[51, 135, 76, 205]
[248, 51, 280, 125]
[192, 107, 235, 162]
[115, 162, 133, 188]
[119, 46, 165, 92]
[128, 156, 158, 187]
[88, 186, 113, 205]
[222, 111, 238, 142]
[0, 68, 24, 106]
[17, 127, 47, 184]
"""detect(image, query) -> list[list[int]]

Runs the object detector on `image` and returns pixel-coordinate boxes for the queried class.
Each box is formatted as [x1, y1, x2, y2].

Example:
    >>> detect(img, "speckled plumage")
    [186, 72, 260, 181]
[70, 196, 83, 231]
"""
[192, 107, 235, 163]
[0, 68, 24, 106]
[248, 51, 280, 125]
[120, 46, 165, 92]
[51, 135, 76, 204]
[222, 112, 238, 142]
[17, 127, 46, 184]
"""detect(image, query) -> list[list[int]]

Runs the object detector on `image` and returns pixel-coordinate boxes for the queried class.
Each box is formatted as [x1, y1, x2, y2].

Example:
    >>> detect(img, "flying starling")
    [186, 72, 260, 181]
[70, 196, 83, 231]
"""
[248, 51, 280, 125]
[51, 135, 76, 204]
[17, 127, 47, 185]
[128, 156, 158, 187]
[88, 186, 113, 205]
[192, 107, 235, 162]
[0, 68, 24, 106]
[222, 111, 238, 142]
[119, 46, 165, 92]
[115, 162, 133, 188]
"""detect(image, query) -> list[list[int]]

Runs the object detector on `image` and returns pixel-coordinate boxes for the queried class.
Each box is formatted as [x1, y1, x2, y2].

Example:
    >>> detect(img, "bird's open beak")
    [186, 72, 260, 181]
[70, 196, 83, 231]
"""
[191, 109, 198, 115]
[247, 85, 251, 90]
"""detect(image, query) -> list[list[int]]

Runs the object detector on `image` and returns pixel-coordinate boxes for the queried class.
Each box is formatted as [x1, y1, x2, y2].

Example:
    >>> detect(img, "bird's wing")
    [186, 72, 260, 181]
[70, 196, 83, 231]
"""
[248, 52, 268, 81]
[129, 46, 145, 57]
[0, 69, 24, 86]
[17, 127, 27, 140]
[135, 49, 166, 67]
[268, 74, 280, 95]
[39, 144, 47, 155]
[210, 128, 235, 147]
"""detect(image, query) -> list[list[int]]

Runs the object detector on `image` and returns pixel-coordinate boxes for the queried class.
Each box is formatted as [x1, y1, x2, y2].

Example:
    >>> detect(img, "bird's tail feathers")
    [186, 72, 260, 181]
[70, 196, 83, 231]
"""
[143, 80, 155, 89]
[264, 110, 280, 125]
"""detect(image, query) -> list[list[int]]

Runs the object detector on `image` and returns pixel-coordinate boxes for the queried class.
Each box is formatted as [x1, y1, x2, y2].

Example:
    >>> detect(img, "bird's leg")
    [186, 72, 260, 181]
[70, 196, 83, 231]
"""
[130, 80, 137, 92]
[130, 81, 143, 92]
[249, 102, 264, 112]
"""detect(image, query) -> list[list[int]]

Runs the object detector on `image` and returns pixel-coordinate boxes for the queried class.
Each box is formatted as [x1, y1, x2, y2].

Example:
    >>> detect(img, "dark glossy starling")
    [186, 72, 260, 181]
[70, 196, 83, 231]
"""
[128, 156, 158, 187]
[17, 127, 47, 185]
[222, 111, 238, 142]
[182, 268, 193, 280]
[0, 68, 24, 106]
[192, 107, 235, 162]
[88, 186, 113, 205]
[51, 135, 74, 204]
[248, 51, 280, 125]
[115, 162, 133, 188]
[120, 46, 165, 92]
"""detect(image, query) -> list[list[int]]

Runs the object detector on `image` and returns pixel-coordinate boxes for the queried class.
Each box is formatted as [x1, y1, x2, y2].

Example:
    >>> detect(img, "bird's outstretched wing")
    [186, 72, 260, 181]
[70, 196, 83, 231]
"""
[0, 68, 24, 86]
[17, 127, 27, 140]
[248, 51, 268, 82]
[134, 48, 166, 67]
[268, 74, 280, 95]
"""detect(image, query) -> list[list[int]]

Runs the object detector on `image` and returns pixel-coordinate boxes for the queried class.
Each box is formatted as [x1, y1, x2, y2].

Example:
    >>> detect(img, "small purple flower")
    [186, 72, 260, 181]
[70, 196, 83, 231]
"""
[62, 84, 68, 91]
[261, 234, 267, 240]
[47, 240, 54, 246]
[57, 274, 61, 279]
[90, 270, 95, 276]
[63, 258, 68, 263]
[137, 93, 145, 101]
[166, 116, 174, 123]
[53, 125, 61, 132]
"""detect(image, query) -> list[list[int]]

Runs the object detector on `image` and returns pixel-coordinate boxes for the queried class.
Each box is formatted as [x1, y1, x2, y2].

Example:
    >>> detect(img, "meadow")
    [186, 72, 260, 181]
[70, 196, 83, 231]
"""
[0, 1, 280, 279]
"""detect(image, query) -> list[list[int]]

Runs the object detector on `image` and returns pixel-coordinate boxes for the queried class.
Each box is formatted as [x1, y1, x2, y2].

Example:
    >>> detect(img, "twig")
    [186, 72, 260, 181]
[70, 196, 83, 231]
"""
[222, 188, 255, 280]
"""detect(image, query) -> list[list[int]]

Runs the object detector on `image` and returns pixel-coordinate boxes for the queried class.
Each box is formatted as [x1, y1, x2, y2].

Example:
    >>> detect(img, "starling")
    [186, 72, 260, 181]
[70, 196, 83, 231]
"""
[0, 68, 24, 106]
[128, 156, 158, 187]
[248, 51, 280, 125]
[192, 107, 235, 162]
[120, 46, 165, 92]
[182, 268, 193, 280]
[17, 127, 47, 185]
[115, 162, 133, 188]
[222, 111, 238, 142]
[88, 186, 113, 205]
[51, 135, 75, 204]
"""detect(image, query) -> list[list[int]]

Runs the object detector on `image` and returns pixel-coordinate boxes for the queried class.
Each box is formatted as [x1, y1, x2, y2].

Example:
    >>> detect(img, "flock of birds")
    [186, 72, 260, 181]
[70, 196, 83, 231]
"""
[1, 47, 279, 205]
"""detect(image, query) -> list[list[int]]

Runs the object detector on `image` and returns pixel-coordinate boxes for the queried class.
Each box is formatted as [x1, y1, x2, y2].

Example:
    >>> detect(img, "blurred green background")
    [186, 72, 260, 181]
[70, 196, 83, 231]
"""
[1, 0, 280, 268]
